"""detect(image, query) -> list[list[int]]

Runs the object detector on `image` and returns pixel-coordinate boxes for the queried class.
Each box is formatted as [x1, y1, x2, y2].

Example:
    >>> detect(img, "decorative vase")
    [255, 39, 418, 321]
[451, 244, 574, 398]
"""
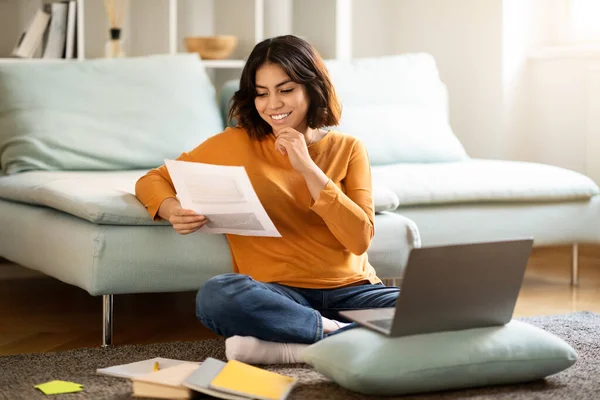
[105, 28, 125, 58]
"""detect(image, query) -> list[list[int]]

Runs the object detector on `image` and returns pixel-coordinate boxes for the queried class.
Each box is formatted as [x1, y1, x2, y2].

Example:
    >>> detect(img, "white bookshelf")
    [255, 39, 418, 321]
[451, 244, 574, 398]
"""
[202, 59, 247, 69]
[3, 0, 353, 66]
[161, 0, 352, 67]
[76, 0, 85, 60]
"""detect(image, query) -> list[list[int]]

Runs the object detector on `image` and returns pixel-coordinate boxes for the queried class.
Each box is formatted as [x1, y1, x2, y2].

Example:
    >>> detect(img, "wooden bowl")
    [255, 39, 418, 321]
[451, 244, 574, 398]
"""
[184, 36, 238, 60]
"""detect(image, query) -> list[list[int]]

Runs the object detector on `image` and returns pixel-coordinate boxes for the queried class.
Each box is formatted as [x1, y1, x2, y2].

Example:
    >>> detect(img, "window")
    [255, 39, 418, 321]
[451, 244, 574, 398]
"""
[568, 0, 600, 42]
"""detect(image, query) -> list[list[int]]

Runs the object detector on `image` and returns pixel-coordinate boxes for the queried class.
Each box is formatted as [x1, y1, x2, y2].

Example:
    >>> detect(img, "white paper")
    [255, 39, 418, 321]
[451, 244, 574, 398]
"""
[96, 357, 199, 379]
[165, 159, 281, 237]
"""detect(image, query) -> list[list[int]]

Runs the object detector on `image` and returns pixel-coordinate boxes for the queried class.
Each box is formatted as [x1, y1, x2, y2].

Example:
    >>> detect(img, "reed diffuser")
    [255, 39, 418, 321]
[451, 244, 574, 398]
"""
[103, 0, 129, 58]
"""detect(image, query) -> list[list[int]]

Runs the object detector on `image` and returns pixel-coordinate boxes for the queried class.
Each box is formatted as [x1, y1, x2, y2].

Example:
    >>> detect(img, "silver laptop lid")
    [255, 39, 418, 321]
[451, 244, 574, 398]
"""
[391, 238, 533, 337]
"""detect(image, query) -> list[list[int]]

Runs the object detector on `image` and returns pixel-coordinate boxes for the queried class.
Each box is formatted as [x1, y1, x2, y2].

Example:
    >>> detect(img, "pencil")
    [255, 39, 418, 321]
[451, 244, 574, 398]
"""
[153, 361, 160, 372]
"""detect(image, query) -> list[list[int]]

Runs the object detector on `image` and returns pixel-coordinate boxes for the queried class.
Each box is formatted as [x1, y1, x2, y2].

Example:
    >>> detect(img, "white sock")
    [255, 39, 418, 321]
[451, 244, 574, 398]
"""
[333, 320, 352, 330]
[225, 336, 308, 364]
[322, 317, 352, 333]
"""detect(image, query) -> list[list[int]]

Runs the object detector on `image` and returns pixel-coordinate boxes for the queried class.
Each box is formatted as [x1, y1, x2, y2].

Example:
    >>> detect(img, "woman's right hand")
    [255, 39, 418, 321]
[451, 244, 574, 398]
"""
[158, 198, 208, 235]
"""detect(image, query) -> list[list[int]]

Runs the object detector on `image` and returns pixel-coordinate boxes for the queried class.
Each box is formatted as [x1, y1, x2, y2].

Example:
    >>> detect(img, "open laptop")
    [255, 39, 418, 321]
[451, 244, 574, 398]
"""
[339, 238, 534, 337]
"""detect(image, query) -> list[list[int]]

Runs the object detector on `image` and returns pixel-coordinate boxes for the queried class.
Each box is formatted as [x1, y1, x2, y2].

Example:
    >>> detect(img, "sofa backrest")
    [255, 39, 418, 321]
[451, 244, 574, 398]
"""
[220, 53, 469, 165]
[0, 54, 224, 175]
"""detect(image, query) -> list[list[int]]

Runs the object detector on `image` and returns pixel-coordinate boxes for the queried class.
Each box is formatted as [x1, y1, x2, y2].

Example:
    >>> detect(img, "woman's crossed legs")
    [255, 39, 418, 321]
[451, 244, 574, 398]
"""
[195, 273, 399, 363]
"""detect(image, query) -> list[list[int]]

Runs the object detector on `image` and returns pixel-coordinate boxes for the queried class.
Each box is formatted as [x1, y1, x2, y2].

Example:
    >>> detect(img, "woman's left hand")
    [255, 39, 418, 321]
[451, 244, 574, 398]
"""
[274, 127, 315, 174]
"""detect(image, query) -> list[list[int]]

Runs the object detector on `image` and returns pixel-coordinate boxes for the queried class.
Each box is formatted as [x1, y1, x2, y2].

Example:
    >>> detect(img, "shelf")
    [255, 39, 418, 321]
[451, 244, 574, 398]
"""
[7, 0, 353, 65]
[0, 57, 246, 68]
[202, 59, 246, 69]
[0, 58, 71, 63]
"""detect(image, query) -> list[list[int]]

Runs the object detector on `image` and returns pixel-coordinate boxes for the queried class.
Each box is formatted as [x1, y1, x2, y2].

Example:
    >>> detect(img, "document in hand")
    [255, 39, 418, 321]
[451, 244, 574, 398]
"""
[165, 159, 281, 237]
[183, 358, 296, 400]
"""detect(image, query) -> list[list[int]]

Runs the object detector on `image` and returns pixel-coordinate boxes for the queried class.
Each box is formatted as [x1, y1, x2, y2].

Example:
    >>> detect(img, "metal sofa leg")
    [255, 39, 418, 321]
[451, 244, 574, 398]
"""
[571, 244, 579, 287]
[102, 294, 113, 347]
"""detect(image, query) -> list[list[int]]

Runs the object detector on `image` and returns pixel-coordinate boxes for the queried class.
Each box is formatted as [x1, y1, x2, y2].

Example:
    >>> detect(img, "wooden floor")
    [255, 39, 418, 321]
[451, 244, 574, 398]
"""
[1, 245, 599, 356]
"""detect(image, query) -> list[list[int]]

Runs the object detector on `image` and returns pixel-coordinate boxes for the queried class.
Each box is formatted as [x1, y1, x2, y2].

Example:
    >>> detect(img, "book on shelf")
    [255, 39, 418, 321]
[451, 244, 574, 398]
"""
[42, 2, 68, 59]
[12, 9, 51, 58]
[12, 1, 78, 60]
[64, 0, 77, 59]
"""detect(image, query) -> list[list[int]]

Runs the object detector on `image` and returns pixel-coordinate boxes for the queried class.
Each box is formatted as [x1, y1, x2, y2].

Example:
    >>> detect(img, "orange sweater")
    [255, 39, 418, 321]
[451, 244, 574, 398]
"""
[135, 127, 380, 289]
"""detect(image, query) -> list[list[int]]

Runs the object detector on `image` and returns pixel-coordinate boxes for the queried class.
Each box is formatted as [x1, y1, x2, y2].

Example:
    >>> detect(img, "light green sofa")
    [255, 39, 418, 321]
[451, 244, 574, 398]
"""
[0, 55, 420, 346]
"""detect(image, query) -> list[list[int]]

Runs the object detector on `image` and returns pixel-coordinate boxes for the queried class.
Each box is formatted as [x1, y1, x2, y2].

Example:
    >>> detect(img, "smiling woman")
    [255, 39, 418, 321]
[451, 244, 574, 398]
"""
[135, 34, 400, 365]
[229, 35, 341, 141]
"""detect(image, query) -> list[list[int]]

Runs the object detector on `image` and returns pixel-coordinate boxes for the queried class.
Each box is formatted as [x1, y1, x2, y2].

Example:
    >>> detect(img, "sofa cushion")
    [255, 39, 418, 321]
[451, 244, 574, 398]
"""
[0, 170, 400, 225]
[325, 54, 469, 164]
[393, 197, 600, 247]
[302, 321, 577, 396]
[219, 54, 469, 165]
[0, 170, 163, 225]
[0, 54, 224, 175]
[367, 211, 420, 278]
[372, 184, 399, 213]
[373, 159, 600, 206]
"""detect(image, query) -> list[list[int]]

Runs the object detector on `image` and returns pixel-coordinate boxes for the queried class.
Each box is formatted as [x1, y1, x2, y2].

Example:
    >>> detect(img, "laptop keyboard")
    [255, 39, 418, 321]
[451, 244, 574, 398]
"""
[368, 318, 393, 330]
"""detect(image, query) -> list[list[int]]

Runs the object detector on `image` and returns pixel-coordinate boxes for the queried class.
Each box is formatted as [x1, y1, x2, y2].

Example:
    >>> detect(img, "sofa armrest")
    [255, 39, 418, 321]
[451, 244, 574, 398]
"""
[369, 212, 421, 279]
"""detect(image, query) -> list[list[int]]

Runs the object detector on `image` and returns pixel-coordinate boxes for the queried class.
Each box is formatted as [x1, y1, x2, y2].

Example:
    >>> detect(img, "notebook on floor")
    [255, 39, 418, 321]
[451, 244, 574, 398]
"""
[131, 362, 200, 399]
[184, 357, 296, 400]
[183, 358, 248, 400]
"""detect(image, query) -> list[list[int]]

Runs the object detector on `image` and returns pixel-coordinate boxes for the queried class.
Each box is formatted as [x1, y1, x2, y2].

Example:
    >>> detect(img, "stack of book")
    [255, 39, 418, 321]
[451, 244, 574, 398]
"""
[12, 0, 78, 59]
[96, 357, 297, 400]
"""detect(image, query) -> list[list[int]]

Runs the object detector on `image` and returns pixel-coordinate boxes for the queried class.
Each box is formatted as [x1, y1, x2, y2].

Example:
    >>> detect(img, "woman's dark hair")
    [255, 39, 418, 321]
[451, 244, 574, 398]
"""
[228, 35, 341, 140]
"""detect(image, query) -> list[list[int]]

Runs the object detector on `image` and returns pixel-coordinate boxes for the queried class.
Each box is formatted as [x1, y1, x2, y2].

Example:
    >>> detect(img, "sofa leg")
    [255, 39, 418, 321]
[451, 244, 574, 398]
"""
[571, 244, 579, 287]
[102, 294, 113, 347]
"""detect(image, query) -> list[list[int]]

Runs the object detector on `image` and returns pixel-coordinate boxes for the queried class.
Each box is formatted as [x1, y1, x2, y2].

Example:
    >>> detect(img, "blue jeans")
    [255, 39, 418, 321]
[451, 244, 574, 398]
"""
[195, 273, 399, 344]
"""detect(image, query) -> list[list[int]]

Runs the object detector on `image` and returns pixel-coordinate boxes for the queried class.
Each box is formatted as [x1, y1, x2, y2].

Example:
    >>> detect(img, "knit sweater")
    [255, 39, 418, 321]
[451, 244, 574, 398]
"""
[135, 127, 380, 288]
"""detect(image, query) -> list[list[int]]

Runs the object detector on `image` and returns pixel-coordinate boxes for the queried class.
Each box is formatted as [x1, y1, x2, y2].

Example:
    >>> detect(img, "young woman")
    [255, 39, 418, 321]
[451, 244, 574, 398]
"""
[135, 35, 399, 364]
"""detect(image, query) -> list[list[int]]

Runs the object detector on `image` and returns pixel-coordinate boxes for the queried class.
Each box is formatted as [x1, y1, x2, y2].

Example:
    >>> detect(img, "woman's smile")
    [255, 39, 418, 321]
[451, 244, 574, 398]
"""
[271, 112, 291, 123]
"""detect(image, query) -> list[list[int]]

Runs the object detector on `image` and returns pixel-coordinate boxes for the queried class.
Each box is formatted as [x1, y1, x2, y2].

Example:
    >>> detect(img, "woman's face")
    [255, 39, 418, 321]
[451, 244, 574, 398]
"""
[254, 63, 310, 134]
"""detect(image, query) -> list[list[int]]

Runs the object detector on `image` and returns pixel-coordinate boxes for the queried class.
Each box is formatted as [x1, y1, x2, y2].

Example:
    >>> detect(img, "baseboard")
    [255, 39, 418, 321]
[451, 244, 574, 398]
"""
[0, 258, 45, 280]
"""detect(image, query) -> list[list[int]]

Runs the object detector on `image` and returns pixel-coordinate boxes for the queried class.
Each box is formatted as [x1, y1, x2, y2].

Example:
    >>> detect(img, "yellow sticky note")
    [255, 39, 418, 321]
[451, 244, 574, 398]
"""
[34, 380, 84, 395]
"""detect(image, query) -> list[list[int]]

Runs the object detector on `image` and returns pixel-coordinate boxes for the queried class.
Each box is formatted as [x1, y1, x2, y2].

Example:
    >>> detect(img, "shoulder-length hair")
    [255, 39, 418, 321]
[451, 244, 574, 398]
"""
[228, 35, 341, 141]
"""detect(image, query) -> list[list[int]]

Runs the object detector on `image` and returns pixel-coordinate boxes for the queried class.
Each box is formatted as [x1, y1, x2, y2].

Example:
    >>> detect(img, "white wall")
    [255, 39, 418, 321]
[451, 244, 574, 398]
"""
[503, 0, 600, 183]
[292, 0, 337, 58]
[0, 0, 40, 57]
[527, 56, 600, 178]
[502, 0, 553, 162]
[352, 0, 397, 58]
[391, 0, 505, 159]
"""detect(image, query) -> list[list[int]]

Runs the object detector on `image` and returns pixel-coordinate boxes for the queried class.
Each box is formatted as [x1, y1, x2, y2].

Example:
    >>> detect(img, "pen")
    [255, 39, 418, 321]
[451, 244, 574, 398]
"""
[153, 362, 160, 372]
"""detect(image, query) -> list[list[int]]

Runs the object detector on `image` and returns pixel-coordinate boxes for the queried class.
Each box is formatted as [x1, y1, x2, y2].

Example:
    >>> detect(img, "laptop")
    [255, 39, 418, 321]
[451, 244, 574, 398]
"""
[339, 238, 533, 337]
